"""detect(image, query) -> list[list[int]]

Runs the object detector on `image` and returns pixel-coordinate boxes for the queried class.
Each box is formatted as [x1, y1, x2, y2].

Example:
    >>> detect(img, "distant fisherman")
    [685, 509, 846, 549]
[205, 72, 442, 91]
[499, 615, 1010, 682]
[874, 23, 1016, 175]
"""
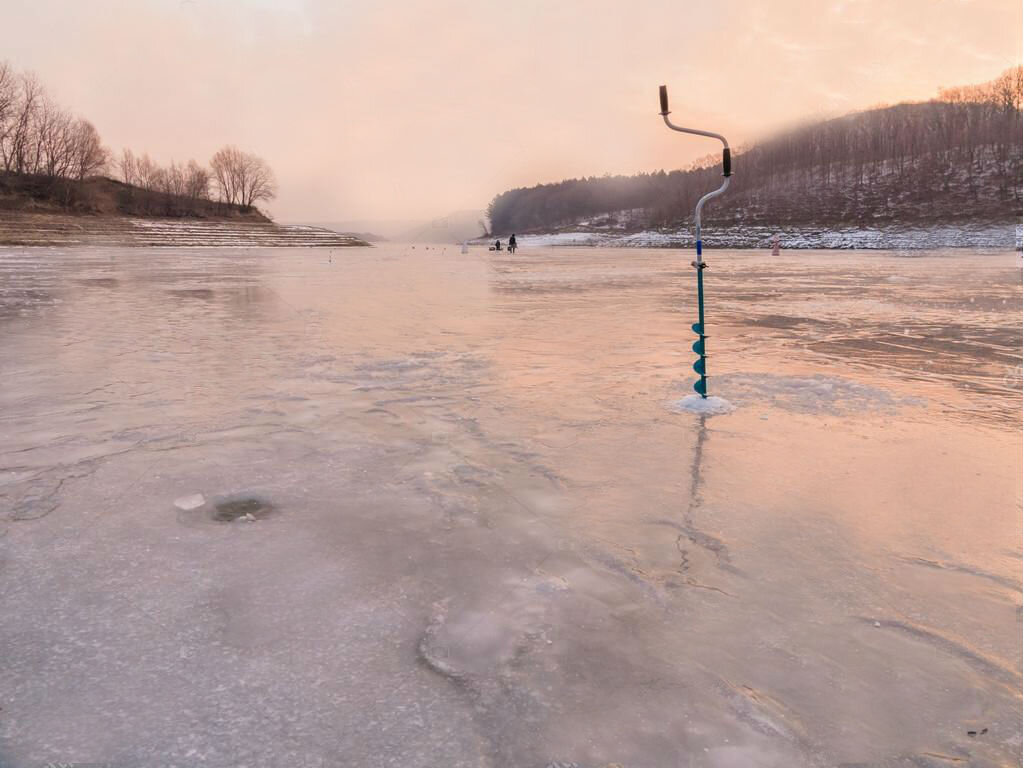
[770, 233, 781, 256]
[508, 233, 517, 254]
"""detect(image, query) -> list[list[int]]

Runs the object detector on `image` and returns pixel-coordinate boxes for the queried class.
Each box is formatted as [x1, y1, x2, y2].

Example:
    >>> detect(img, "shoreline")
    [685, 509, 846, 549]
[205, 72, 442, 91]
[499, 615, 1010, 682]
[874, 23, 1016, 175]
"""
[0, 210, 369, 248]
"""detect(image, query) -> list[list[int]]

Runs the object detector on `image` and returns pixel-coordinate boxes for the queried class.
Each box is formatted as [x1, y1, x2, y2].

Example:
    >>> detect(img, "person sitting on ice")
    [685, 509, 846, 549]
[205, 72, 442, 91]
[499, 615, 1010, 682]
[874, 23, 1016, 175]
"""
[492, 239, 502, 251]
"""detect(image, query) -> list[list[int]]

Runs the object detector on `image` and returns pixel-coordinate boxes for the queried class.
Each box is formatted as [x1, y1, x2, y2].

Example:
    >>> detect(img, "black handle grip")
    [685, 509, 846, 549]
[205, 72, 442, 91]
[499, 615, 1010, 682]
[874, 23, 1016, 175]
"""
[722, 148, 732, 177]
[659, 85, 669, 115]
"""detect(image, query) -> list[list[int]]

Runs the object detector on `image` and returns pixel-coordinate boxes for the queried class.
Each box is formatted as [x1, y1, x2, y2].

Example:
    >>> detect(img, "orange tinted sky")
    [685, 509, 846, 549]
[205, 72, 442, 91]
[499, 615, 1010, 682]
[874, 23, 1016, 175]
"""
[2, 0, 1020, 221]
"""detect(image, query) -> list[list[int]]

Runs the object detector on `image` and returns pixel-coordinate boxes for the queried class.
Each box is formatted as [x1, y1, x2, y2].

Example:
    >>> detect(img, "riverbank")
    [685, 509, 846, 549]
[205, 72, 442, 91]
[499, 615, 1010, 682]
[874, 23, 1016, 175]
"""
[0, 211, 368, 247]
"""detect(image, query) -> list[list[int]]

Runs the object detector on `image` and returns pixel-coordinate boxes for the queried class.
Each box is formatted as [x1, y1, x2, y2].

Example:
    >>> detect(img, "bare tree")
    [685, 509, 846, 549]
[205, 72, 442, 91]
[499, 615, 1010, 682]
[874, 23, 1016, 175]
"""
[68, 119, 107, 180]
[148, 165, 167, 194]
[5, 72, 44, 174]
[159, 160, 187, 197]
[184, 159, 210, 200]
[36, 98, 75, 179]
[211, 145, 276, 208]
[0, 62, 17, 170]
[135, 153, 159, 190]
[239, 152, 276, 208]
[210, 145, 242, 204]
[119, 148, 138, 185]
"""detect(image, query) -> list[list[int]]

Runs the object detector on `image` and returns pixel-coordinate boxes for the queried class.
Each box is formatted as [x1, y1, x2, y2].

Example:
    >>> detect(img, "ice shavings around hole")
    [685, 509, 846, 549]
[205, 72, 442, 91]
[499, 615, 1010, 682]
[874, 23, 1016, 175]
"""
[673, 395, 735, 415]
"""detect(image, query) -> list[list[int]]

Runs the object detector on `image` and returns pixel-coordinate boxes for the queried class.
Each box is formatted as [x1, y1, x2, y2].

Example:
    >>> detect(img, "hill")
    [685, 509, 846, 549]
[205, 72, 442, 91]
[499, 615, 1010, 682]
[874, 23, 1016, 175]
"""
[0, 173, 373, 247]
[486, 68, 1022, 247]
[0, 173, 368, 247]
[0, 172, 271, 222]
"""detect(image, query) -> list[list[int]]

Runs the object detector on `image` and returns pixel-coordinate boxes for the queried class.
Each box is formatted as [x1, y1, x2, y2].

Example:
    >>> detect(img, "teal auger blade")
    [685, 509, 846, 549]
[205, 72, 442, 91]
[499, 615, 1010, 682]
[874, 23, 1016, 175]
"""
[693, 378, 707, 396]
[693, 358, 706, 375]
[691, 322, 705, 336]
[692, 339, 704, 355]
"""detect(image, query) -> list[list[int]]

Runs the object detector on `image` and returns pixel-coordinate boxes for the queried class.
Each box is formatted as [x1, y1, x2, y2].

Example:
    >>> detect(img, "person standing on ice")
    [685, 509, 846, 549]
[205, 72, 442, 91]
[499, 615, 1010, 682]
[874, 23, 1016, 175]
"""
[508, 233, 517, 254]
[770, 233, 781, 256]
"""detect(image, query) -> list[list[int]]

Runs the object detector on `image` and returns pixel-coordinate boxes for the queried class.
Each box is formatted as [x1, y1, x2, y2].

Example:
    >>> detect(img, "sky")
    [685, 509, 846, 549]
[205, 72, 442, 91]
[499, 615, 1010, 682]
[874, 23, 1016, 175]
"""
[1, 0, 1020, 222]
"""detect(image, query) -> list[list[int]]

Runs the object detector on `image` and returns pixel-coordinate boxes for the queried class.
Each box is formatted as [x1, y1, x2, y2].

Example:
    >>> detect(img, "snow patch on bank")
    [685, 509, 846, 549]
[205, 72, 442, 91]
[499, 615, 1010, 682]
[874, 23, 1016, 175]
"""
[507, 222, 1022, 250]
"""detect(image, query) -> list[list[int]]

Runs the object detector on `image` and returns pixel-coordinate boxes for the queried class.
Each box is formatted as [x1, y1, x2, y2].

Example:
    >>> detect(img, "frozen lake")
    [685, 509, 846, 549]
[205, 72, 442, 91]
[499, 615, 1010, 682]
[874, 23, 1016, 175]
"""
[1, 244, 1021, 767]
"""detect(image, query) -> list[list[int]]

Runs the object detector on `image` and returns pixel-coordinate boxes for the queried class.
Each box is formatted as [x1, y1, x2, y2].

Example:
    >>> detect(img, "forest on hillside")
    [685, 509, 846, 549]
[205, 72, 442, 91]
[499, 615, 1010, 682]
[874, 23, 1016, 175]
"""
[487, 67, 1023, 235]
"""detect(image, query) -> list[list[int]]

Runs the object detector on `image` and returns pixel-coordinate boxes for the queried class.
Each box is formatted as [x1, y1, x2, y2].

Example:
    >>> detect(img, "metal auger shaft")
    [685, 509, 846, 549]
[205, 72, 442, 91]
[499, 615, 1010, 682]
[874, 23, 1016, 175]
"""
[659, 84, 732, 398]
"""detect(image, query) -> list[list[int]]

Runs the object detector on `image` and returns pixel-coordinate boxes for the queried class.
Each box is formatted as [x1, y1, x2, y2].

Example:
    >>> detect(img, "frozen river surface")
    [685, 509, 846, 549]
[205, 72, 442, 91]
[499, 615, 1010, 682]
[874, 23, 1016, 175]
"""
[1, 244, 1021, 767]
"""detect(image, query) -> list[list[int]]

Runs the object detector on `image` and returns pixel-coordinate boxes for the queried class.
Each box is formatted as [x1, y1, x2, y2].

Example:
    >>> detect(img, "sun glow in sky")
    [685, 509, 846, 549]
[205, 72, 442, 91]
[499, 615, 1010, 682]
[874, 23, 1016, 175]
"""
[2, 0, 1021, 220]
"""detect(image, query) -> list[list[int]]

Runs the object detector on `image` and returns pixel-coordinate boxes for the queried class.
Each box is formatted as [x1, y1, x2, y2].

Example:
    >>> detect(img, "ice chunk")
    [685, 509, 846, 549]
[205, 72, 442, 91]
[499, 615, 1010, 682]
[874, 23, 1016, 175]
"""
[173, 493, 206, 511]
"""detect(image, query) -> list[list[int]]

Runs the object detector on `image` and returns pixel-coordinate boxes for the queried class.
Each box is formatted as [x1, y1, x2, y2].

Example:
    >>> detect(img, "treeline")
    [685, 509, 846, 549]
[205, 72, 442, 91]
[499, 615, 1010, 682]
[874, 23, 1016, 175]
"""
[487, 67, 1023, 234]
[114, 146, 276, 217]
[0, 61, 276, 216]
[0, 64, 106, 183]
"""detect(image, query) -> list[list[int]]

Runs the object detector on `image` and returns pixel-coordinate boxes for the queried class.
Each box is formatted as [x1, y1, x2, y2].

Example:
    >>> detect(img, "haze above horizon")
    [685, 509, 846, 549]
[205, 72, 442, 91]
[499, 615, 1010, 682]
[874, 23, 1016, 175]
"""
[2, 0, 1020, 221]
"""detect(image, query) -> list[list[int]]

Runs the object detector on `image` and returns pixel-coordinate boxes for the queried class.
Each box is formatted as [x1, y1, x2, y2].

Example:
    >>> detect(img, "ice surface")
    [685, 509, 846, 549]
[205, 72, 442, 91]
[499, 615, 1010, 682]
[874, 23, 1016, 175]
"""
[0, 244, 1020, 767]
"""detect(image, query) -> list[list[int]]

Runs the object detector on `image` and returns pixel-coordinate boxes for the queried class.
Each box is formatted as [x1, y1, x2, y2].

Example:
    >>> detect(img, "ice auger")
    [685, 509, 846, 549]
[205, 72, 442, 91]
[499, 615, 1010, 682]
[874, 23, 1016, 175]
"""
[658, 85, 732, 398]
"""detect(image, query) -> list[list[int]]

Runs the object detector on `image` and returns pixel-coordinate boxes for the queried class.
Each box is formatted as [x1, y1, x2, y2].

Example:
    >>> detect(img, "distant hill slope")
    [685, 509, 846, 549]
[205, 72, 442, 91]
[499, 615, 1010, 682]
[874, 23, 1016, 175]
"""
[486, 71, 1022, 240]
